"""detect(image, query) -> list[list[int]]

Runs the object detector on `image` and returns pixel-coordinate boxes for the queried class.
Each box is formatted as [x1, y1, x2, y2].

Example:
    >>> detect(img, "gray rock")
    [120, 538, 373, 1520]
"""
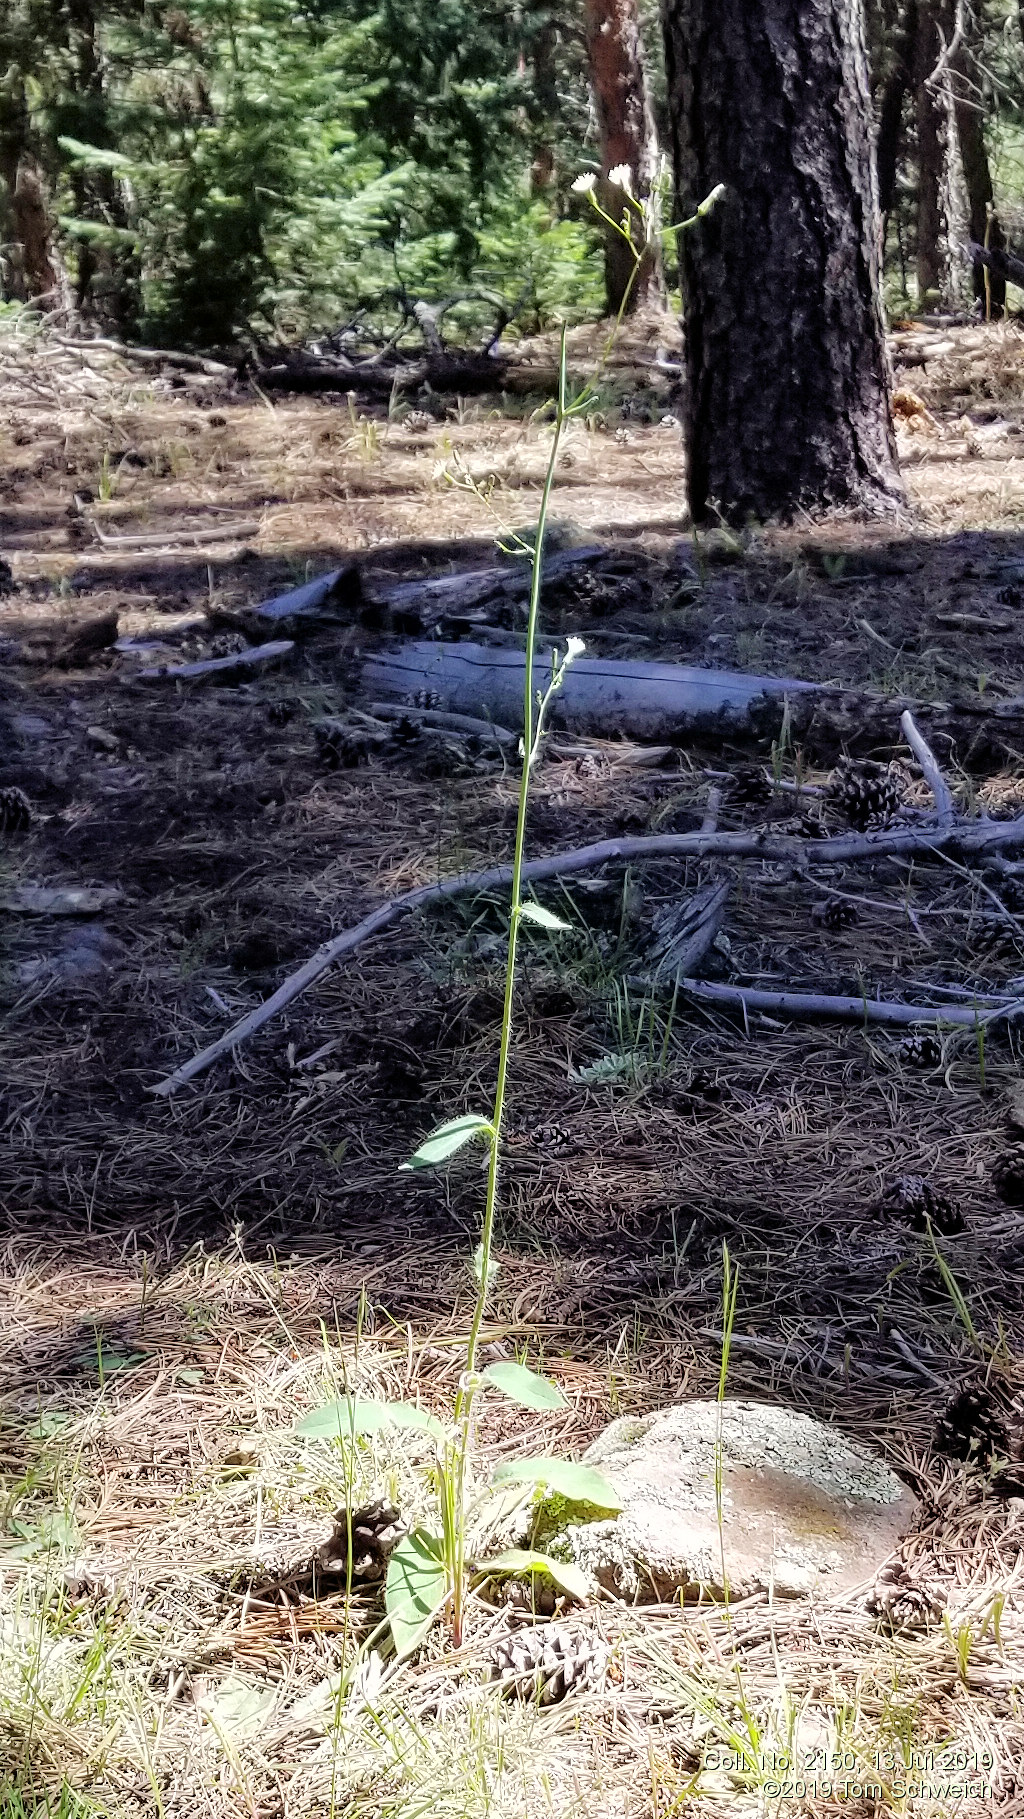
[14, 923, 125, 985]
[544, 1401, 916, 1603]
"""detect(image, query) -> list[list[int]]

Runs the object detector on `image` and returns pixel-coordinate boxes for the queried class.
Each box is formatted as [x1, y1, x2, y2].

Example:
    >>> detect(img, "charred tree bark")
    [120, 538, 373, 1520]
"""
[876, 0, 918, 221]
[948, 19, 1003, 316]
[914, 7, 945, 301]
[914, 0, 972, 310]
[0, 85, 69, 309]
[65, 0, 141, 333]
[528, 4, 560, 191]
[584, 0, 662, 314]
[661, 0, 902, 524]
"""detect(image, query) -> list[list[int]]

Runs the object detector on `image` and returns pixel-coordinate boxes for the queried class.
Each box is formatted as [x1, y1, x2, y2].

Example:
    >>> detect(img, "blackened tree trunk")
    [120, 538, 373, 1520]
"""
[875, 0, 918, 221]
[914, 6, 945, 301]
[584, 0, 662, 314]
[661, 0, 902, 524]
[0, 84, 69, 309]
[949, 22, 1003, 316]
[914, 0, 972, 310]
[527, 2, 560, 191]
[64, 0, 141, 333]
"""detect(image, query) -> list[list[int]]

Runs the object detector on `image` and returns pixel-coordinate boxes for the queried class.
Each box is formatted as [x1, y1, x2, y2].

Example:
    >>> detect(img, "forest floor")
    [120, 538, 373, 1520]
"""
[3, 307, 1024, 1816]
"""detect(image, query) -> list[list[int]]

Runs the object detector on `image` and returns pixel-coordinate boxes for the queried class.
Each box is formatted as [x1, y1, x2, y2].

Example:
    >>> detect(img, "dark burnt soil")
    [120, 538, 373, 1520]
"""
[2, 316, 1024, 1436]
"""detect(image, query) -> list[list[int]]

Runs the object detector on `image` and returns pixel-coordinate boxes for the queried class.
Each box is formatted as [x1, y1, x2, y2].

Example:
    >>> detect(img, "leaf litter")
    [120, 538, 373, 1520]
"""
[4, 314, 1024, 1814]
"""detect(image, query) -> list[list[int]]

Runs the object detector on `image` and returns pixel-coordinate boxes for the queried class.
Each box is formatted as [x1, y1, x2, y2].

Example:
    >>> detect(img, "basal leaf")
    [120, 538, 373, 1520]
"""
[568, 1052, 635, 1085]
[481, 1360, 567, 1411]
[400, 1113, 494, 1171]
[296, 1397, 445, 1442]
[385, 1529, 449, 1660]
[204, 1673, 277, 1739]
[519, 902, 571, 932]
[491, 1456, 623, 1510]
[480, 1548, 590, 1602]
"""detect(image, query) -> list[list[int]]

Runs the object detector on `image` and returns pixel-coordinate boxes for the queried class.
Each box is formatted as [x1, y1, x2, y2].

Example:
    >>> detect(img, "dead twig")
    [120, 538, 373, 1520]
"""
[52, 333, 231, 377]
[135, 641, 293, 683]
[86, 517, 260, 551]
[678, 978, 1024, 1029]
[149, 813, 1024, 1094]
[900, 710, 955, 825]
[700, 787, 723, 835]
[367, 703, 517, 746]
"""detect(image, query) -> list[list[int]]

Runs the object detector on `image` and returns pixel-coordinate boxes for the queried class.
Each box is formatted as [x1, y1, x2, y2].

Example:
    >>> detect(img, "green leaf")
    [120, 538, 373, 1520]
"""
[57, 135, 137, 173]
[491, 1456, 623, 1510]
[204, 1673, 277, 1739]
[478, 1548, 590, 1603]
[2, 1511, 78, 1562]
[25, 1412, 71, 1441]
[295, 1397, 445, 1443]
[399, 1113, 494, 1171]
[481, 1360, 567, 1411]
[569, 1052, 635, 1085]
[385, 1529, 449, 1660]
[519, 901, 571, 932]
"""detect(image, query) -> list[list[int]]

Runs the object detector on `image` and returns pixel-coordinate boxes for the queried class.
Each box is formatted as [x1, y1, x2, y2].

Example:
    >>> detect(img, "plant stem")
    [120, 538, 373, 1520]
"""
[464, 328, 570, 1379]
[449, 330, 571, 1645]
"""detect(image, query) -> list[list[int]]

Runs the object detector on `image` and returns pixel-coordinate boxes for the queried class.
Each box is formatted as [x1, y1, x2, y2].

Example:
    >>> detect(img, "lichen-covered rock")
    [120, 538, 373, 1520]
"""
[541, 1401, 916, 1603]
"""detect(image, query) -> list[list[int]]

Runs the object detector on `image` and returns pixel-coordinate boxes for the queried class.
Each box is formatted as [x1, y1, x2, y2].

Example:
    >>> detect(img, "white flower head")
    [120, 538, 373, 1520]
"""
[571, 172, 597, 194]
[565, 635, 586, 662]
[608, 163, 634, 195]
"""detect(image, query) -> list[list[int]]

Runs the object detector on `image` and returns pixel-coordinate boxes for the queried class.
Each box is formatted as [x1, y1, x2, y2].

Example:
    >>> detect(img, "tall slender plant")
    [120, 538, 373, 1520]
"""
[298, 176, 725, 1661]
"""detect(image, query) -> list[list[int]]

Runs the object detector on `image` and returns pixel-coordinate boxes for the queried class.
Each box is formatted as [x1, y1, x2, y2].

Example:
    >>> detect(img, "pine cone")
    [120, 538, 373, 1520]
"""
[315, 723, 375, 770]
[867, 1561, 945, 1633]
[897, 1033, 942, 1068]
[529, 1122, 574, 1156]
[812, 898, 858, 929]
[484, 1576, 561, 1617]
[827, 758, 902, 831]
[680, 1066, 722, 1105]
[481, 1623, 606, 1705]
[0, 786, 32, 833]
[933, 1377, 1020, 1469]
[729, 764, 773, 807]
[970, 920, 1014, 962]
[317, 1500, 408, 1583]
[992, 1147, 1024, 1206]
[874, 1173, 964, 1236]
[406, 688, 442, 710]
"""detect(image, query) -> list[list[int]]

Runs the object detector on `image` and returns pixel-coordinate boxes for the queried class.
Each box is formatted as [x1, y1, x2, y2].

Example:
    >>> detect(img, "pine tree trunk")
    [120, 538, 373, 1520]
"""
[529, 4, 559, 191]
[661, 0, 902, 524]
[876, 0, 918, 220]
[949, 27, 1003, 316]
[0, 87, 69, 309]
[914, 7, 944, 301]
[914, 0, 971, 310]
[583, 0, 663, 315]
[66, 0, 140, 333]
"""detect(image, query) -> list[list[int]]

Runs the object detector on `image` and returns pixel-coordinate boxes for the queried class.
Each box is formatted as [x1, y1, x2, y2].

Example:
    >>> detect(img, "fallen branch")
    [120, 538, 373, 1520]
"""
[700, 786, 723, 835]
[900, 709, 954, 825]
[87, 517, 260, 551]
[367, 702, 518, 746]
[678, 978, 1024, 1028]
[135, 640, 293, 683]
[53, 333, 232, 376]
[149, 812, 1024, 1094]
[967, 240, 1024, 290]
[0, 885, 122, 915]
